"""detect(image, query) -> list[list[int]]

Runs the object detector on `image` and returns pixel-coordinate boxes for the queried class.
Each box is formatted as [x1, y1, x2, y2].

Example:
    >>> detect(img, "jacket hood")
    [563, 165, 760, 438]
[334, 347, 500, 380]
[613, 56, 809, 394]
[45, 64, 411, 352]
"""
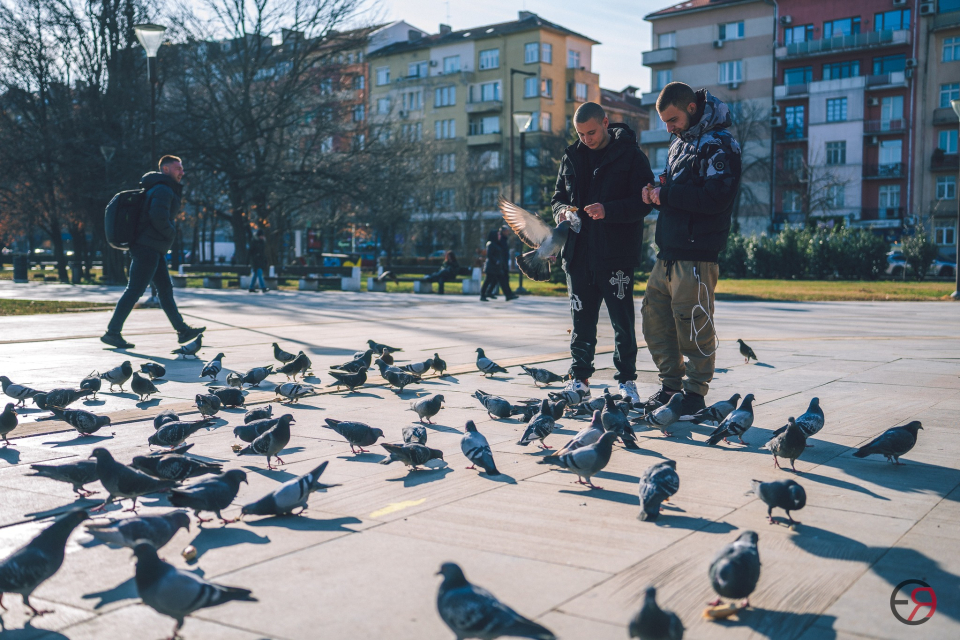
[141, 171, 182, 196]
[568, 122, 637, 155]
[681, 90, 731, 142]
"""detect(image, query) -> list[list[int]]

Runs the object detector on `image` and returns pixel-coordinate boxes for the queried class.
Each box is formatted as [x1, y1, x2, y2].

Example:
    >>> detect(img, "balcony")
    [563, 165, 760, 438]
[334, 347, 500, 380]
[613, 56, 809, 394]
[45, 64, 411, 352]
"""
[775, 83, 809, 99]
[865, 72, 907, 90]
[775, 29, 910, 60]
[640, 129, 672, 144]
[776, 127, 807, 141]
[863, 118, 909, 134]
[932, 152, 960, 172]
[642, 48, 677, 66]
[465, 100, 502, 114]
[933, 10, 960, 31]
[856, 208, 904, 228]
[933, 107, 959, 126]
[466, 133, 501, 146]
[641, 91, 659, 106]
[863, 163, 904, 179]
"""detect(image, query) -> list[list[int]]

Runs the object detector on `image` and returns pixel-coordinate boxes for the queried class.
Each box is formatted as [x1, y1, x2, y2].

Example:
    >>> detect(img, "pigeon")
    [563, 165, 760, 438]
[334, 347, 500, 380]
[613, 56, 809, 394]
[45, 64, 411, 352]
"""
[241, 461, 339, 517]
[772, 397, 823, 446]
[130, 372, 159, 402]
[0, 509, 89, 617]
[474, 390, 512, 419]
[633, 392, 684, 437]
[556, 410, 605, 456]
[762, 417, 807, 473]
[547, 399, 568, 421]
[602, 391, 641, 449]
[200, 353, 225, 381]
[368, 339, 401, 354]
[132, 453, 223, 482]
[322, 418, 383, 454]
[431, 353, 447, 376]
[210, 387, 245, 407]
[142, 443, 194, 458]
[475, 348, 508, 376]
[540, 430, 617, 489]
[510, 403, 539, 422]
[90, 448, 176, 512]
[233, 415, 294, 443]
[241, 365, 273, 387]
[244, 405, 273, 423]
[39, 388, 92, 410]
[549, 387, 589, 406]
[681, 393, 741, 426]
[400, 357, 434, 376]
[28, 460, 99, 496]
[0, 402, 18, 443]
[79, 371, 102, 399]
[519, 365, 565, 387]
[0, 376, 40, 406]
[709, 531, 761, 607]
[272, 342, 297, 364]
[132, 542, 256, 639]
[499, 197, 570, 282]
[379, 348, 395, 366]
[327, 366, 367, 392]
[853, 420, 923, 465]
[737, 339, 757, 364]
[100, 361, 133, 391]
[376, 270, 399, 284]
[380, 443, 444, 470]
[334, 350, 373, 373]
[235, 414, 293, 469]
[436, 562, 556, 640]
[706, 394, 756, 446]
[276, 351, 310, 381]
[50, 407, 112, 436]
[375, 360, 420, 393]
[461, 420, 499, 475]
[629, 585, 684, 640]
[517, 399, 556, 449]
[86, 511, 191, 549]
[171, 334, 202, 359]
[139, 363, 166, 380]
[638, 460, 680, 522]
[148, 419, 215, 449]
[168, 469, 248, 525]
[749, 478, 806, 525]
[154, 409, 180, 430]
[568, 395, 607, 417]
[195, 393, 222, 417]
[226, 371, 244, 388]
[403, 425, 428, 445]
[410, 394, 444, 424]
[275, 382, 314, 403]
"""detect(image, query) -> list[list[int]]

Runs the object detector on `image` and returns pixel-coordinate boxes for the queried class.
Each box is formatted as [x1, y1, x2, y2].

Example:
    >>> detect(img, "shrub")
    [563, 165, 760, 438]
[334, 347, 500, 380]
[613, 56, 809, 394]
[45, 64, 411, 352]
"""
[902, 229, 938, 282]
[718, 234, 750, 277]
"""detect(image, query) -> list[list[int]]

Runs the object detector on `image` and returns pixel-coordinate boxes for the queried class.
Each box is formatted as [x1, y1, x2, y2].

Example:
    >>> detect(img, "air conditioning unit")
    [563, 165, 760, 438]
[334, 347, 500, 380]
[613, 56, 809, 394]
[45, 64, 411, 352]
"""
[429, 60, 438, 67]
[771, 104, 781, 115]
[919, 2, 935, 16]
[399, 110, 409, 119]
[892, 0, 907, 6]
[714, 39, 724, 48]
[769, 116, 783, 127]
[868, 97, 880, 106]
[780, 15, 793, 25]
[870, 136, 879, 145]
[905, 58, 918, 68]
[729, 82, 740, 89]
[904, 68, 914, 78]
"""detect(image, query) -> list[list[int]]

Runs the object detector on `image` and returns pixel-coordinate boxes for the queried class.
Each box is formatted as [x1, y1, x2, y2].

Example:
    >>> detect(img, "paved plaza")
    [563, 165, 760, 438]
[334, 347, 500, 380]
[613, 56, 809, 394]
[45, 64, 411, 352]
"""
[0, 281, 958, 640]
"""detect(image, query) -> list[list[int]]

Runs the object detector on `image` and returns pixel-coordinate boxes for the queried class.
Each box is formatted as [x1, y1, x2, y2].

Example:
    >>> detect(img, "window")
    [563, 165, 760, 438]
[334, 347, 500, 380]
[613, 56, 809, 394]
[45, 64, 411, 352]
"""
[658, 32, 676, 49]
[568, 49, 581, 69]
[479, 151, 500, 171]
[785, 105, 805, 139]
[944, 36, 960, 63]
[434, 85, 456, 107]
[783, 190, 802, 212]
[826, 185, 845, 209]
[541, 112, 552, 133]
[402, 89, 422, 111]
[479, 49, 499, 70]
[319, 78, 333, 94]
[874, 9, 910, 31]
[784, 24, 814, 45]
[873, 54, 906, 75]
[352, 75, 365, 90]
[527, 111, 540, 132]
[878, 184, 900, 215]
[468, 116, 500, 135]
[940, 83, 960, 109]
[940, 129, 958, 154]
[375, 66, 390, 85]
[654, 147, 669, 173]
[541, 78, 553, 98]
[522, 183, 538, 206]
[784, 66, 812, 85]
[524, 76, 538, 98]
[524, 148, 538, 168]
[524, 43, 539, 64]
[435, 189, 455, 210]
[826, 141, 846, 165]
[377, 98, 390, 115]
[401, 122, 422, 141]
[656, 69, 672, 90]
[352, 133, 365, 151]
[935, 226, 956, 246]
[353, 104, 365, 122]
[881, 96, 904, 128]
[408, 61, 428, 78]
[826, 98, 847, 122]
[823, 60, 860, 80]
[823, 17, 860, 38]
[481, 187, 499, 207]
[718, 60, 742, 84]
[575, 82, 588, 102]
[936, 176, 957, 200]
[320, 136, 333, 154]
[719, 21, 744, 41]
[879, 139, 902, 168]
[783, 147, 804, 172]
[474, 81, 501, 102]
[541, 43, 553, 64]
[435, 153, 456, 173]
[443, 55, 460, 74]
[435, 119, 456, 139]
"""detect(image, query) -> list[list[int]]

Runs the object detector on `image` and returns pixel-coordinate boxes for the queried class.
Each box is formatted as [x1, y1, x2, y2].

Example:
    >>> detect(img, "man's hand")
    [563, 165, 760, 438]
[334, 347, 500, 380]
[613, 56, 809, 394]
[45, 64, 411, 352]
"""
[649, 187, 661, 206]
[584, 203, 605, 220]
[642, 184, 655, 205]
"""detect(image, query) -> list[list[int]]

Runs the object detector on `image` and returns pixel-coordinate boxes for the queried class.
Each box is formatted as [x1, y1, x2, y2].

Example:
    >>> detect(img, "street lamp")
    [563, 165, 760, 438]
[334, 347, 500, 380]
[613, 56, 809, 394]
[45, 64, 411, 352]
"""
[508, 69, 537, 202]
[133, 23, 166, 162]
[951, 99, 960, 300]
[512, 113, 533, 295]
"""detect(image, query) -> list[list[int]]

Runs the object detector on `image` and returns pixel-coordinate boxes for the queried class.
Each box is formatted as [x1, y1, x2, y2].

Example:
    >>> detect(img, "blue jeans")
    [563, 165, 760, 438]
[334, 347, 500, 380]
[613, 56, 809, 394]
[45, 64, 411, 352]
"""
[249, 268, 266, 291]
[107, 245, 187, 334]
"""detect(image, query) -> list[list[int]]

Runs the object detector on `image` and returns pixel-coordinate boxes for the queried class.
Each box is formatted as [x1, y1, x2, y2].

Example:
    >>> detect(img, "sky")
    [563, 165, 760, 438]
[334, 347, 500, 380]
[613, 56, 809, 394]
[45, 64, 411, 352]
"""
[373, 0, 668, 94]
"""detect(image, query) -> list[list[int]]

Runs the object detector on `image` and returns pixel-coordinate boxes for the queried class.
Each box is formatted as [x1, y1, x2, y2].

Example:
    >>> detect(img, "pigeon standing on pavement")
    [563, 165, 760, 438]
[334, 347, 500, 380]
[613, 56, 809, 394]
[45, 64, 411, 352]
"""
[241, 365, 273, 387]
[195, 393, 222, 417]
[148, 418, 216, 449]
[130, 372, 159, 402]
[436, 562, 556, 640]
[539, 431, 617, 489]
[210, 387, 244, 407]
[772, 397, 823, 446]
[0, 376, 40, 406]
[737, 339, 757, 364]
[28, 460, 99, 496]
[763, 417, 807, 473]
[403, 425, 428, 444]
[276, 351, 310, 381]
[132, 453, 222, 482]
[638, 460, 680, 522]
[241, 461, 339, 517]
[853, 421, 923, 465]
[235, 413, 293, 469]
[34, 388, 93, 411]
[629, 586, 684, 640]
[709, 531, 761, 607]
[327, 366, 367, 392]
[86, 511, 191, 549]
[80, 371, 102, 399]
[379, 348, 394, 366]
[100, 361, 133, 391]
[272, 342, 297, 364]
[368, 339, 401, 354]
[91, 448, 176, 512]
[633, 392, 685, 437]
[0, 402, 18, 444]
[226, 372, 244, 388]
[400, 357, 434, 376]
[244, 405, 273, 423]
[275, 382, 314, 403]
[51, 408, 111, 436]
[548, 388, 588, 406]
[380, 443, 444, 470]
[154, 409, 179, 430]
[233, 415, 289, 443]
[334, 350, 373, 373]
[375, 359, 420, 393]
[171, 334, 202, 359]
[602, 391, 641, 449]
[410, 394, 444, 424]
[461, 420, 499, 476]
[706, 394, 756, 446]
[139, 363, 166, 380]
[431, 353, 447, 376]
[749, 479, 806, 525]
[200, 353, 225, 381]
[556, 410, 604, 456]
[475, 348, 508, 377]
[168, 469, 248, 525]
[322, 418, 383, 454]
[474, 390, 513, 419]
[517, 399, 557, 449]
[682, 393, 741, 426]
[499, 197, 571, 282]
[519, 365, 565, 387]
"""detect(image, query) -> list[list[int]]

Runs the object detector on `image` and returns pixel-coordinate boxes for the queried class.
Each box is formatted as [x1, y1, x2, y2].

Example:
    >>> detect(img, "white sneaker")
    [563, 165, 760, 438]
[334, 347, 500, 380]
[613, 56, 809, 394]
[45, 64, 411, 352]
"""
[563, 378, 591, 400]
[618, 380, 641, 404]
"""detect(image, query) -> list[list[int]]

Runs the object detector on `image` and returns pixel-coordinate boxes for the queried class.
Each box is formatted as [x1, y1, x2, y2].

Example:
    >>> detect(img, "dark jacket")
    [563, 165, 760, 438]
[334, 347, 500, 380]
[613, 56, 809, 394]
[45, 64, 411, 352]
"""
[136, 172, 182, 254]
[654, 90, 742, 262]
[483, 231, 501, 275]
[249, 236, 268, 270]
[551, 123, 654, 272]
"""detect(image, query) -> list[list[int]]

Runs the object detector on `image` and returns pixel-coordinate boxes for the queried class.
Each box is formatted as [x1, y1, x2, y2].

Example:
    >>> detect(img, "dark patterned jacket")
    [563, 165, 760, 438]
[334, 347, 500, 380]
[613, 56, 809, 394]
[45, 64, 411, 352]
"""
[654, 90, 741, 262]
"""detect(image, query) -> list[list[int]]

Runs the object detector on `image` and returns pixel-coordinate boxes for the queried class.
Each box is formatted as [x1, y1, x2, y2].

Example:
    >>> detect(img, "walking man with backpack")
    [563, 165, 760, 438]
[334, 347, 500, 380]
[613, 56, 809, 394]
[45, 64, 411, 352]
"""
[101, 155, 204, 349]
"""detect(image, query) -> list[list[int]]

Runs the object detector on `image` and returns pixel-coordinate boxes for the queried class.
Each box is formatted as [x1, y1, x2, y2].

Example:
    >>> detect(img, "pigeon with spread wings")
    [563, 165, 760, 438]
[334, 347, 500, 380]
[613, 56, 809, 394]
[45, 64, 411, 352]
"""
[499, 197, 571, 281]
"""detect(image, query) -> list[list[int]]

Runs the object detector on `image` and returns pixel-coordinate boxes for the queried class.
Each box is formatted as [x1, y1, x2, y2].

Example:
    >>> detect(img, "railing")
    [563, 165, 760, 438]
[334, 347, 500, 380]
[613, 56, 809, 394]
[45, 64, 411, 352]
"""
[642, 48, 677, 66]
[863, 163, 905, 178]
[931, 153, 959, 171]
[859, 207, 904, 221]
[933, 10, 960, 31]
[775, 29, 910, 59]
[865, 72, 907, 89]
[863, 118, 909, 133]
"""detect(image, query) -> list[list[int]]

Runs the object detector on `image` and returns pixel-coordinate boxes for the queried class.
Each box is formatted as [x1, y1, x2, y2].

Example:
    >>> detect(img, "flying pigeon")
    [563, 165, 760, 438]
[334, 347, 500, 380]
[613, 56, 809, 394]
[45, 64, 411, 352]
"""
[474, 390, 513, 419]
[235, 414, 293, 469]
[86, 511, 191, 549]
[171, 334, 202, 359]
[241, 365, 273, 387]
[706, 394, 755, 446]
[168, 469, 248, 525]
[380, 443, 444, 470]
[200, 353, 225, 381]
[368, 339, 401, 354]
[749, 478, 806, 525]
[195, 393, 222, 417]
[517, 399, 556, 449]
[602, 391, 641, 449]
[272, 342, 297, 364]
[539, 431, 617, 489]
[410, 394, 444, 424]
[629, 586, 684, 640]
[762, 417, 807, 473]
[499, 197, 570, 281]
[633, 392, 685, 437]
[139, 363, 166, 380]
[91, 448, 176, 512]
[0, 403, 18, 444]
[50, 407, 111, 436]
[771, 397, 823, 446]
[709, 531, 761, 607]
[853, 420, 923, 465]
[400, 357, 434, 376]
[327, 366, 367, 392]
[80, 371, 102, 399]
[100, 361, 133, 391]
[519, 365, 564, 387]
[28, 460, 99, 496]
[132, 453, 222, 482]
[154, 409, 180, 430]
[461, 420, 499, 475]
[244, 405, 273, 423]
[556, 410, 604, 456]
[402, 425, 428, 445]
[638, 460, 680, 522]
[431, 353, 447, 376]
[322, 418, 383, 454]
[475, 348, 508, 376]
[737, 339, 757, 364]
[148, 419, 216, 449]
[0, 376, 40, 406]
[681, 393, 741, 426]
[130, 372, 159, 402]
[241, 461, 339, 517]
[275, 382, 314, 403]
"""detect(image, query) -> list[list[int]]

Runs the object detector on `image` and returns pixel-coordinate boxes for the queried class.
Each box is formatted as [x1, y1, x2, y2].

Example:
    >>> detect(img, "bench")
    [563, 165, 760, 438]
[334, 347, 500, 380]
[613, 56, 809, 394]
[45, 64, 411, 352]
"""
[280, 265, 362, 292]
[174, 264, 252, 289]
[368, 265, 482, 294]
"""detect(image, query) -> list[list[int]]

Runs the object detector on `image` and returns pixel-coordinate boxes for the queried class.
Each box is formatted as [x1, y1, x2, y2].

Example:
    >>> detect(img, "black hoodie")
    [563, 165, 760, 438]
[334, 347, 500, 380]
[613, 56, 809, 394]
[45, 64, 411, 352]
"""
[136, 172, 183, 254]
[551, 123, 654, 272]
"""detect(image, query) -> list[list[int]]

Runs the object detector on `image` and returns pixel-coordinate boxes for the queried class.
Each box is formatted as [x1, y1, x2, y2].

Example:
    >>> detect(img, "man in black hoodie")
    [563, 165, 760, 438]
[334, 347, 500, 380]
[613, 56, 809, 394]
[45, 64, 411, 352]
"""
[101, 156, 204, 349]
[551, 102, 654, 402]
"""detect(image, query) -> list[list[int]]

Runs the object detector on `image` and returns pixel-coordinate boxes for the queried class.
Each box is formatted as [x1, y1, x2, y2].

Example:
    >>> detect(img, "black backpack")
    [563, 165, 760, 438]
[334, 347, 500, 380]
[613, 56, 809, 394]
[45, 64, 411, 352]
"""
[104, 188, 151, 251]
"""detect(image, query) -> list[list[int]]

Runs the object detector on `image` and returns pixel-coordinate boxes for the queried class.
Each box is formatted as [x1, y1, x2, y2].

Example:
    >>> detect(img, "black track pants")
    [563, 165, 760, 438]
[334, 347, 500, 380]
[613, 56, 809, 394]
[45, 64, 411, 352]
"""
[566, 266, 637, 383]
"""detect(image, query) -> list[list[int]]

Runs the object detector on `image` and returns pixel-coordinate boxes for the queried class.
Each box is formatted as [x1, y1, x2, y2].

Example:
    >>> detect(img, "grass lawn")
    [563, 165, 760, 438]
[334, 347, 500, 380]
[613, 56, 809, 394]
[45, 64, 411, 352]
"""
[0, 299, 114, 316]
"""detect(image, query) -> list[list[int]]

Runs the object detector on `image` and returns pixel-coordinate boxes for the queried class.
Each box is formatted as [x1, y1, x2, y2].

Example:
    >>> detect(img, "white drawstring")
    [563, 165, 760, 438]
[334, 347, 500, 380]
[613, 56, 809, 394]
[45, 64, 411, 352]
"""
[689, 265, 719, 357]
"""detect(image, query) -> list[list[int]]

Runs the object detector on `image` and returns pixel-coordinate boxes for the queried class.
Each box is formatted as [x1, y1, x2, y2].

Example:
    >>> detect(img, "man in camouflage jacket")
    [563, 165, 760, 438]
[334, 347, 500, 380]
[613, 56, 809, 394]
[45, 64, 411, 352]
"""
[640, 83, 741, 415]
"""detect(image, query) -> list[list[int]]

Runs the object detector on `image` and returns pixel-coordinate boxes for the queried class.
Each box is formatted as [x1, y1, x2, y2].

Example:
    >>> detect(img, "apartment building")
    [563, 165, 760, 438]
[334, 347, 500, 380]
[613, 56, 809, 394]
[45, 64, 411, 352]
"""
[601, 86, 650, 138]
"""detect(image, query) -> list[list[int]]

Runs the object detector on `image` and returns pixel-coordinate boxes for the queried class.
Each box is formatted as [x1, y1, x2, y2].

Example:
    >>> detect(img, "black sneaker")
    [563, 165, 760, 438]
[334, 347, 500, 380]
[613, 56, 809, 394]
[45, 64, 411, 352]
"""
[177, 326, 205, 344]
[100, 332, 135, 349]
[679, 391, 706, 416]
[640, 387, 679, 411]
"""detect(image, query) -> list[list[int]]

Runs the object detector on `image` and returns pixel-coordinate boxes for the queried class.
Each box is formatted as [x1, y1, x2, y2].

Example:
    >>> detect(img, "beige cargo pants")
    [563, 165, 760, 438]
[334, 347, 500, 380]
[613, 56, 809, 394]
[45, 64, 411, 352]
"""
[640, 259, 719, 397]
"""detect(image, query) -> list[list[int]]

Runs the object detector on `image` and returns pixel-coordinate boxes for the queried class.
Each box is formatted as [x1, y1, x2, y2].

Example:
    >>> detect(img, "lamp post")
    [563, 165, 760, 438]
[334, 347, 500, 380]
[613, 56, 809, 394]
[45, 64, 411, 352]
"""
[508, 69, 537, 202]
[512, 113, 533, 295]
[133, 24, 166, 161]
[951, 99, 960, 300]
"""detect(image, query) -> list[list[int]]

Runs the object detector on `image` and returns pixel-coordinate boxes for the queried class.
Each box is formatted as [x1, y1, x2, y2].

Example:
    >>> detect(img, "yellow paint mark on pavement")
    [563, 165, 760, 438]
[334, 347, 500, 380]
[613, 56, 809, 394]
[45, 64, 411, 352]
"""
[369, 499, 426, 519]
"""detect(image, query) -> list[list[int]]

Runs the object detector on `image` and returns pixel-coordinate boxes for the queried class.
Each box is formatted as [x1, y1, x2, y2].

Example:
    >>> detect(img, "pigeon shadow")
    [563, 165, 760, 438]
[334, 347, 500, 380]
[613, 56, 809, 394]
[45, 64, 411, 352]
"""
[0, 447, 21, 464]
[81, 575, 138, 609]
[422, 423, 462, 435]
[45, 434, 112, 448]
[24, 496, 98, 521]
[655, 514, 737, 533]
[821, 453, 960, 501]
[245, 514, 362, 532]
[136, 398, 161, 409]
[82, 398, 107, 406]
[335, 391, 381, 398]
[480, 472, 517, 484]
[559, 488, 637, 505]
[151, 379, 169, 385]
[386, 466, 454, 488]
[110, 392, 140, 401]
[241, 466, 298, 482]
[710, 607, 835, 640]
[715, 368, 730, 374]
[594, 470, 641, 484]
[796, 470, 890, 501]
[188, 526, 270, 560]
[0, 620, 70, 638]
[754, 362, 775, 368]
[338, 453, 387, 464]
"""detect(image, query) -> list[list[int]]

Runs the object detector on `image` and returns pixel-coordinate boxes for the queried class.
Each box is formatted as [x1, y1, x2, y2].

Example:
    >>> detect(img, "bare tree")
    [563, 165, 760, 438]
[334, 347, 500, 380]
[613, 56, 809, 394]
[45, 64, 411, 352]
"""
[725, 100, 771, 231]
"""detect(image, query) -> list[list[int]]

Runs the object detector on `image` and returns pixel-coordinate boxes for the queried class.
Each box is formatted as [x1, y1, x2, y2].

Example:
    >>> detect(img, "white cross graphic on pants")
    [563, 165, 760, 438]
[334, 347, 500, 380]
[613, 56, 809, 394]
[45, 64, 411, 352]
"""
[610, 270, 630, 300]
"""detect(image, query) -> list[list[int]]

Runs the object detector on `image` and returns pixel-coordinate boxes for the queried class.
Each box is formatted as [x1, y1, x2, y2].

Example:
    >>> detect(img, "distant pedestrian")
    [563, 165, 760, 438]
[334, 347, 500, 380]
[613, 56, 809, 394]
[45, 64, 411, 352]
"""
[480, 228, 517, 302]
[248, 229, 268, 292]
[101, 156, 204, 349]
[422, 250, 460, 294]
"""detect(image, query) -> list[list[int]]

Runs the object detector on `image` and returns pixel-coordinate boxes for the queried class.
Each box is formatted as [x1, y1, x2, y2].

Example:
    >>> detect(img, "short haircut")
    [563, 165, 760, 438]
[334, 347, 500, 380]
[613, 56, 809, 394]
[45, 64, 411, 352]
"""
[656, 82, 696, 112]
[574, 102, 606, 124]
[158, 155, 182, 170]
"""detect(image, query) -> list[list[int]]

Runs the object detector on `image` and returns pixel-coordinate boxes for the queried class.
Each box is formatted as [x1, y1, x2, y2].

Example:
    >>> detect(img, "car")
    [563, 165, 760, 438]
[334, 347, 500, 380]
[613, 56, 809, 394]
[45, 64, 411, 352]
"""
[886, 251, 956, 277]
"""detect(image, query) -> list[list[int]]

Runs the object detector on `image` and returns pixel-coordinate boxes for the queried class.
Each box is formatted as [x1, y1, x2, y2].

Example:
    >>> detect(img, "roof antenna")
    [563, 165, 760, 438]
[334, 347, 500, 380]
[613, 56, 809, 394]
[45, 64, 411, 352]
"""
[444, 0, 450, 25]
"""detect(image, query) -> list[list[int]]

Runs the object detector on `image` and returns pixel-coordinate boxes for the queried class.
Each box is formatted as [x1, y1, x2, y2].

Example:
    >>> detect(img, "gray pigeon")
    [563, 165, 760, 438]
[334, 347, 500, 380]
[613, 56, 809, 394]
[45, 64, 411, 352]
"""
[0, 510, 89, 617]
[200, 353, 225, 381]
[234, 415, 292, 443]
[548, 388, 589, 406]
[380, 443, 444, 470]
[322, 418, 383, 454]
[86, 511, 191, 549]
[210, 387, 244, 407]
[276, 351, 310, 381]
[171, 334, 202, 359]
[402, 425, 428, 444]
[853, 420, 923, 465]
[241, 461, 339, 517]
[461, 420, 499, 476]
[91, 448, 176, 512]
[569, 395, 607, 417]
[244, 405, 273, 423]
[80, 371, 102, 399]
[139, 363, 166, 380]
[327, 366, 367, 392]
[517, 399, 556, 449]
[737, 339, 757, 364]
[431, 353, 447, 376]
[772, 397, 823, 446]
[709, 531, 761, 607]
[410, 394, 444, 424]
[629, 586, 684, 640]
[100, 361, 133, 391]
[436, 562, 556, 640]
[226, 372, 244, 388]
[50, 407, 111, 436]
[519, 365, 565, 387]
[682, 393, 741, 425]
[272, 342, 297, 364]
[474, 390, 512, 419]
[195, 393, 222, 417]
[400, 357, 434, 376]
[1, 402, 18, 443]
[602, 391, 640, 449]
[0, 376, 40, 406]
[510, 402, 539, 422]
[132, 453, 222, 482]
[154, 409, 180, 430]
[241, 365, 273, 387]
[499, 197, 570, 282]
[556, 410, 604, 456]
[334, 350, 373, 373]
[36, 387, 92, 410]
[168, 469, 248, 525]
[749, 479, 806, 525]
[476, 348, 508, 376]
[130, 372, 159, 402]
[762, 417, 807, 473]
[368, 339, 401, 354]
[539, 431, 617, 489]
[275, 382, 314, 403]
[376, 359, 420, 393]
[638, 460, 680, 522]
[236, 413, 293, 469]
[633, 392, 684, 437]
[133, 542, 256, 639]
[148, 419, 215, 449]
[28, 460, 99, 496]
[143, 443, 194, 458]
[706, 394, 755, 446]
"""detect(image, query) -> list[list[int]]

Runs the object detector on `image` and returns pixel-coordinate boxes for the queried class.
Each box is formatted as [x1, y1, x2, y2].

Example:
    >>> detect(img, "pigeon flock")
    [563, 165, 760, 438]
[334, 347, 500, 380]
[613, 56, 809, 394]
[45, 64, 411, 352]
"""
[0, 332, 929, 639]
